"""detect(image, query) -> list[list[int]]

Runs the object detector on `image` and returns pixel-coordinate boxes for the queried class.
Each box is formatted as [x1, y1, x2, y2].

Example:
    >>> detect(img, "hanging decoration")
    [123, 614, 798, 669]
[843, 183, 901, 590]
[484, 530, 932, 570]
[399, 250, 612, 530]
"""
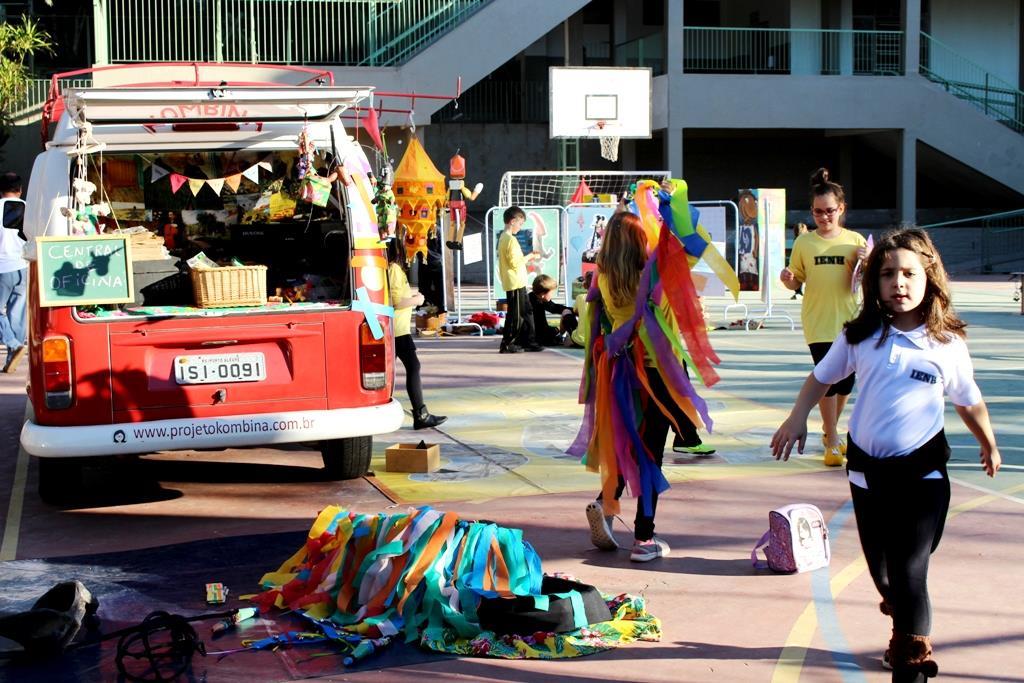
[149, 161, 272, 196]
[444, 150, 483, 250]
[393, 137, 445, 264]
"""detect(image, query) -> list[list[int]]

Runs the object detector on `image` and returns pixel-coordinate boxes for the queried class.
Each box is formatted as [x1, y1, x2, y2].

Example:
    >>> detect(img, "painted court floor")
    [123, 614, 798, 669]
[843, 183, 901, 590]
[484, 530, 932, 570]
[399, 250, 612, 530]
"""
[0, 278, 1022, 681]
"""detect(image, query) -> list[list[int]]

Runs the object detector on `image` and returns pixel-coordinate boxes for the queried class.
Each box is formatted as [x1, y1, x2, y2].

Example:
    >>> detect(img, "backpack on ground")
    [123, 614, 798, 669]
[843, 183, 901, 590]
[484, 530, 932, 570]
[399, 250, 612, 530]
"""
[751, 503, 830, 573]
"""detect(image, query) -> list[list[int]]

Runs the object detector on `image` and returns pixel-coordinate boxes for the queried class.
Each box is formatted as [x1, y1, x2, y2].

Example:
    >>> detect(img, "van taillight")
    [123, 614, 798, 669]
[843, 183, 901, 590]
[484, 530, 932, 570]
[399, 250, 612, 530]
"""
[42, 336, 73, 409]
[359, 321, 387, 390]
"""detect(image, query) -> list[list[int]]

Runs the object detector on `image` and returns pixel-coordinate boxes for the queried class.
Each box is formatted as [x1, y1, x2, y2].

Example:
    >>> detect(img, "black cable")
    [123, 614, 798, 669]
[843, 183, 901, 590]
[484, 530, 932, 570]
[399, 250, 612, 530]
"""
[73, 608, 235, 683]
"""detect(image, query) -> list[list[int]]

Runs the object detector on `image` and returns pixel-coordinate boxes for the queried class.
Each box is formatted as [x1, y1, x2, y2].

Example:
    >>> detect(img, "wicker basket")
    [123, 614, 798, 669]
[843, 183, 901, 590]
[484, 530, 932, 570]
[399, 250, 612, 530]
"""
[190, 265, 268, 308]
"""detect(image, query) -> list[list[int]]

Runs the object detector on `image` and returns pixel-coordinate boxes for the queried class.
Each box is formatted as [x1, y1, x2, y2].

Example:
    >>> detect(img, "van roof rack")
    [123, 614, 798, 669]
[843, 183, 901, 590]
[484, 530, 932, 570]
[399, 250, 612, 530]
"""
[42, 62, 336, 143]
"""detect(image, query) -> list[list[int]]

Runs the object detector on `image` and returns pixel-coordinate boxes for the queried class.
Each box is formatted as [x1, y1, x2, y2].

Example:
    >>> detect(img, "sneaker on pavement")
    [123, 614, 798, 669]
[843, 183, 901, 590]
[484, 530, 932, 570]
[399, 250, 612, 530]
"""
[882, 649, 892, 671]
[585, 501, 618, 551]
[523, 344, 544, 352]
[629, 536, 670, 562]
[824, 444, 845, 467]
[672, 441, 716, 455]
[499, 344, 523, 354]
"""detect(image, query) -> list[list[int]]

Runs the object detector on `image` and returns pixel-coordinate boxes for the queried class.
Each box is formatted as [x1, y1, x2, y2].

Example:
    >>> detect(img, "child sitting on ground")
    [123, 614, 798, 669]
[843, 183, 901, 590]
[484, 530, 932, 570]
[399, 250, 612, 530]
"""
[528, 274, 577, 347]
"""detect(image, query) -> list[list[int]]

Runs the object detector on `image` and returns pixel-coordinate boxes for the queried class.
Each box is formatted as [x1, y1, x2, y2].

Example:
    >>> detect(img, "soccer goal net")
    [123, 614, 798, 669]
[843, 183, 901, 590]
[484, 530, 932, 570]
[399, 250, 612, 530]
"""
[498, 170, 671, 208]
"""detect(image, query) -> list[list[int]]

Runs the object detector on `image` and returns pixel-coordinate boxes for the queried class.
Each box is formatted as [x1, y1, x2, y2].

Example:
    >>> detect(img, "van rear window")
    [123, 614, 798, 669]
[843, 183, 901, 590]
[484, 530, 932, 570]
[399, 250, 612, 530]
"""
[76, 150, 352, 318]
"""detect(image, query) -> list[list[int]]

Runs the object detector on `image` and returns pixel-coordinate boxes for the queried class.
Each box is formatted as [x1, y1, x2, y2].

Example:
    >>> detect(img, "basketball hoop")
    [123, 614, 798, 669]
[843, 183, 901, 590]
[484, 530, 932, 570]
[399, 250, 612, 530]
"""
[595, 121, 620, 162]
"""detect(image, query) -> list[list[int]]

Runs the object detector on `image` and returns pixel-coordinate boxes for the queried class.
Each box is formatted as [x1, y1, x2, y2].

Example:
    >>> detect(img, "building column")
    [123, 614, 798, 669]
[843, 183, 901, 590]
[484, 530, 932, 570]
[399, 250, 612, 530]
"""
[839, 0, 853, 75]
[902, 0, 921, 75]
[897, 129, 917, 224]
[93, 0, 109, 65]
[665, 0, 683, 175]
[791, 0, 822, 75]
[612, 0, 628, 66]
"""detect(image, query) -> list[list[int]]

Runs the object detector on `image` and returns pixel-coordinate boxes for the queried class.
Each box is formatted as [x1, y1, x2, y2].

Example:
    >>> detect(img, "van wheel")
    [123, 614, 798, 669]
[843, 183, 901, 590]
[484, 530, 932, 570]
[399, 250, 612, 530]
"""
[37, 456, 85, 506]
[320, 436, 372, 480]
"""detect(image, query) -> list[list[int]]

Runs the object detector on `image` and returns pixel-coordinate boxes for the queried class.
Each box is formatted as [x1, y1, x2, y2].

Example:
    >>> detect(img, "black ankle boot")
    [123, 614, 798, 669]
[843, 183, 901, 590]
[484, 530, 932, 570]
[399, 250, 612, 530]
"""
[413, 405, 447, 430]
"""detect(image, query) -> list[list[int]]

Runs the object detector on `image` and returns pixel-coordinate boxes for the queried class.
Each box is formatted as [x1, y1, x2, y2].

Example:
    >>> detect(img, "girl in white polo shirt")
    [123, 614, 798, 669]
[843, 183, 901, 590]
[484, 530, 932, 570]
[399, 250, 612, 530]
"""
[771, 228, 1000, 683]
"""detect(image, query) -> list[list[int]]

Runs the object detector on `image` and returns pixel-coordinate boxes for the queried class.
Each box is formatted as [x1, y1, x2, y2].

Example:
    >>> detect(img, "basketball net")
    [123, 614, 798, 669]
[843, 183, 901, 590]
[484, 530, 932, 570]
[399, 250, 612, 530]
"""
[596, 121, 620, 162]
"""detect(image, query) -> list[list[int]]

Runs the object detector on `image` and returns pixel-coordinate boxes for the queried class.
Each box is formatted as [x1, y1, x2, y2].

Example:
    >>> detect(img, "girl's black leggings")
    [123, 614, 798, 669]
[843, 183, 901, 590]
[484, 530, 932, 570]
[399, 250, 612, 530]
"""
[394, 334, 423, 412]
[602, 368, 696, 541]
[850, 476, 950, 635]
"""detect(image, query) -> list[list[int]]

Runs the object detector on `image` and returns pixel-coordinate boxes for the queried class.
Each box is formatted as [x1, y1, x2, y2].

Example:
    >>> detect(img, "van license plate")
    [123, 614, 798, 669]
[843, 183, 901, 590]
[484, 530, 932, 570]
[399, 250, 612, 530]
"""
[174, 352, 267, 385]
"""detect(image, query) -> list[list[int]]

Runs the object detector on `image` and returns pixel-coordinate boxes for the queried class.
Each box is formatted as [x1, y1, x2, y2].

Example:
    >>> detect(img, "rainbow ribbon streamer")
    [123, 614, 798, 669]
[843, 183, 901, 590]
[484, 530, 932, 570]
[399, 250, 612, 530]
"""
[569, 178, 736, 516]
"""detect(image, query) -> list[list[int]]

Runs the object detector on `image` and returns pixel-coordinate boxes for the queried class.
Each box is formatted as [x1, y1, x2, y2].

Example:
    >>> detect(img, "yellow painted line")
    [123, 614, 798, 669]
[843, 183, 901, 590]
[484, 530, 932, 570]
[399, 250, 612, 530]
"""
[771, 481, 1024, 682]
[0, 446, 29, 561]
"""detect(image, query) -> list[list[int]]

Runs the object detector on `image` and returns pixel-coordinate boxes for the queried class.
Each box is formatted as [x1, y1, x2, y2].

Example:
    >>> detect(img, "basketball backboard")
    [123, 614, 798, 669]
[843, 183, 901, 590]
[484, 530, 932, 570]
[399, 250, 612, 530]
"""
[549, 67, 652, 139]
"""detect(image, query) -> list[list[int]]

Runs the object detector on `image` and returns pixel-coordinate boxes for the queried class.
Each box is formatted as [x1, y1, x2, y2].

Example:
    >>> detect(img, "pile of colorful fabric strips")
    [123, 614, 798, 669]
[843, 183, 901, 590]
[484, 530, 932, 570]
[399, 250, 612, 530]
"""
[252, 506, 660, 660]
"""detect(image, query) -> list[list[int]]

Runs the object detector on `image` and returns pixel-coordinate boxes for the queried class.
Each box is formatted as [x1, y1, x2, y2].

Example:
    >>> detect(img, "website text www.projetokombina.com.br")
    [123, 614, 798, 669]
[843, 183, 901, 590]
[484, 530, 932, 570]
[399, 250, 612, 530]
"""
[129, 417, 316, 442]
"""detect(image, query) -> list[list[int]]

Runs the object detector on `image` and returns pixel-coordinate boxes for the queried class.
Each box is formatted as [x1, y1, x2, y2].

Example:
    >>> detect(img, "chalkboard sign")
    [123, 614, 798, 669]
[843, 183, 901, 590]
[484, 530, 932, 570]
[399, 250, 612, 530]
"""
[36, 235, 134, 307]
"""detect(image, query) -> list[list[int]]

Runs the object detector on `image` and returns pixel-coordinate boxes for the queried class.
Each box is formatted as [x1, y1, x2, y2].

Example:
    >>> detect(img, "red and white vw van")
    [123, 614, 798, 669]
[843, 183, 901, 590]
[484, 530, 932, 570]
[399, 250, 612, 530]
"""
[19, 64, 404, 503]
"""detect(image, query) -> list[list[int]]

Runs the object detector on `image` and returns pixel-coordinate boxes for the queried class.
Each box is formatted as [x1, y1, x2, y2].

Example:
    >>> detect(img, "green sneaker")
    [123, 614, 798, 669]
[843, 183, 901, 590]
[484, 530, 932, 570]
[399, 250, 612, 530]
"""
[672, 442, 716, 455]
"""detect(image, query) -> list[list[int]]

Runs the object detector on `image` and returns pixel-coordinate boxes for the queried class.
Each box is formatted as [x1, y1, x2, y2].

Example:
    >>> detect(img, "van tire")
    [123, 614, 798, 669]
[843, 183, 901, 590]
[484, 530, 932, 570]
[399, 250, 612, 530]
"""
[37, 456, 84, 506]
[320, 436, 372, 480]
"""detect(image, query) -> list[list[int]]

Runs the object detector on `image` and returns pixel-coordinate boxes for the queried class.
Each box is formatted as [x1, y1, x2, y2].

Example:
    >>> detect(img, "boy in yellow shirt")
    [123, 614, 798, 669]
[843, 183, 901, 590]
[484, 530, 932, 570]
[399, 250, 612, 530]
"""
[498, 206, 540, 353]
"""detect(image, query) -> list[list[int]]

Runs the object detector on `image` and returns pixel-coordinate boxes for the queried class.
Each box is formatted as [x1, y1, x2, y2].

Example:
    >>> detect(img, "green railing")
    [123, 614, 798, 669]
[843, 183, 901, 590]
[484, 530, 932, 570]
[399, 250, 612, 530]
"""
[682, 27, 903, 75]
[7, 76, 92, 123]
[615, 35, 665, 75]
[919, 32, 1024, 134]
[103, 0, 489, 67]
[922, 209, 1024, 273]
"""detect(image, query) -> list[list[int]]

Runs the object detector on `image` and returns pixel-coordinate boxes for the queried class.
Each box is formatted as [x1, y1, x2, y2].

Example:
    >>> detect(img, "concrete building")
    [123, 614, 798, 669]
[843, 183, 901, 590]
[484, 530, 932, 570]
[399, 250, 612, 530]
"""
[4, 0, 1023, 268]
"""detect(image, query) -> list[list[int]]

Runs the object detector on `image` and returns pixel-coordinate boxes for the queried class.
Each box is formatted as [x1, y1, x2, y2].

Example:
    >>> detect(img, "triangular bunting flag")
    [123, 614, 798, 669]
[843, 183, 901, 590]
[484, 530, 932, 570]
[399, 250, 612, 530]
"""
[169, 173, 188, 194]
[206, 178, 225, 196]
[257, 161, 272, 172]
[188, 178, 206, 196]
[224, 174, 242, 193]
[242, 165, 261, 184]
[150, 165, 170, 183]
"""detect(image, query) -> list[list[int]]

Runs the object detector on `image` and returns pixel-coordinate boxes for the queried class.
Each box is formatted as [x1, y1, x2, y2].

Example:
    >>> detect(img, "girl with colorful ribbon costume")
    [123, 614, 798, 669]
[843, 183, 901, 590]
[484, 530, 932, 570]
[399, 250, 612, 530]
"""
[569, 179, 734, 562]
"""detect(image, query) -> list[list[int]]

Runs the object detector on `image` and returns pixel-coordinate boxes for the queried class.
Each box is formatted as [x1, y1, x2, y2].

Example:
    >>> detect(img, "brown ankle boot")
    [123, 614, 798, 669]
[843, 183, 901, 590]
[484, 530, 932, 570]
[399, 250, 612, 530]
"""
[890, 632, 939, 678]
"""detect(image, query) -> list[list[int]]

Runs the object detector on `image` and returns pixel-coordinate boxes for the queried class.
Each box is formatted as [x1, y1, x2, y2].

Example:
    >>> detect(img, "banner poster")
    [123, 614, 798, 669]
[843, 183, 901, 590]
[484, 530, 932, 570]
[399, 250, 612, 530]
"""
[736, 188, 786, 299]
[565, 203, 615, 304]
[491, 207, 561, 301]
[758, 188, 787, 302]
[691, 205, 727, 296]
[737, 189, 760, 291]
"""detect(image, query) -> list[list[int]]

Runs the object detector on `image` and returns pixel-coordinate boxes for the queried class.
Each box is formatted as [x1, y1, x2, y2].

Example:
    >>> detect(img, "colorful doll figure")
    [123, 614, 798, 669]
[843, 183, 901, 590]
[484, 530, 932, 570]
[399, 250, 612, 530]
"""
[371, 166, 398, 242]
[445, 151, 483, 250]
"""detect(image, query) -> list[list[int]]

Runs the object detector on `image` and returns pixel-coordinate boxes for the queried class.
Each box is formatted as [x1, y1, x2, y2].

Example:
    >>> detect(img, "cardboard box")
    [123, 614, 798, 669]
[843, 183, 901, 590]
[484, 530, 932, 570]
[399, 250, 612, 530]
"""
[385, 442, 441, 473]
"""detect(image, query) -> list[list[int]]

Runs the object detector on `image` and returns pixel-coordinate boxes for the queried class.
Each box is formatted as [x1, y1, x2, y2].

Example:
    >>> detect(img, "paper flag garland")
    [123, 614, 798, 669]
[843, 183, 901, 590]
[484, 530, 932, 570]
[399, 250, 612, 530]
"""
[242, 165, 261, 184]
[169, 173, 188, 194]
[155, 161, 274, 193]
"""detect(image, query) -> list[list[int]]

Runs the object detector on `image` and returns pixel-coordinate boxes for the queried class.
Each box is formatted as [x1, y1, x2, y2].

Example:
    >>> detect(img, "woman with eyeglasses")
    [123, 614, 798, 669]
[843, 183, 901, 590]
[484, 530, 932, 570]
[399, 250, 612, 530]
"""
[780, 168, 867, 467]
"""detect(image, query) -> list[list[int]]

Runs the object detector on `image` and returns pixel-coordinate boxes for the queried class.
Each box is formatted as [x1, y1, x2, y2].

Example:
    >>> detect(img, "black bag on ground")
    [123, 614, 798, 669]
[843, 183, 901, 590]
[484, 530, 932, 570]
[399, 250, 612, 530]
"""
[477, 575, 611, 635]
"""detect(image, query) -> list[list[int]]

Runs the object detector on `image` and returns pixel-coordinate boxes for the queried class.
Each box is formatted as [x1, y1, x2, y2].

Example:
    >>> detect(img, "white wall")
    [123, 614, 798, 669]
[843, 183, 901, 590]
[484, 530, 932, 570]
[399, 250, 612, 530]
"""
[930, 0, 1020, 86]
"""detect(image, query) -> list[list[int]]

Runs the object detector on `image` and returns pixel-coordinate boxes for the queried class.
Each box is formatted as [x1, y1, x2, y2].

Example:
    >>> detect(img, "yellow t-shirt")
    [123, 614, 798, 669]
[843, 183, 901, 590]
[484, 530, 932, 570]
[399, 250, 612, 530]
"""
[788, 228, 867, 344]
[388, 262, 414, 338]
[497, 230, 527, 291]
[571, 292, 589, 347]
[598, 273, 676, 365]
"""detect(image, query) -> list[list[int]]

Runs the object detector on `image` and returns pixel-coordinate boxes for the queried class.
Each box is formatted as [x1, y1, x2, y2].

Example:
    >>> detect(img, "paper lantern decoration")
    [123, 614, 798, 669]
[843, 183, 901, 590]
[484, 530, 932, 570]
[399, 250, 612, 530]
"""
[393, 137, 445, 264]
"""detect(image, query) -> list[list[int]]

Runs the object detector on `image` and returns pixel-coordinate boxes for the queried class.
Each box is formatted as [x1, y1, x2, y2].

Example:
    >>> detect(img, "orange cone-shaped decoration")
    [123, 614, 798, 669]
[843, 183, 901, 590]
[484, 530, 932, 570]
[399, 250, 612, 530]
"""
[393, 137, 446, 264]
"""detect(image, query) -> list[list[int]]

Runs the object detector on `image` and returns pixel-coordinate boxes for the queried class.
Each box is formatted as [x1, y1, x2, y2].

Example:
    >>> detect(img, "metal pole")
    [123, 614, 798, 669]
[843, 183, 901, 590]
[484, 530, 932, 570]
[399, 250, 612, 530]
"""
[213, 0, 223, 62]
